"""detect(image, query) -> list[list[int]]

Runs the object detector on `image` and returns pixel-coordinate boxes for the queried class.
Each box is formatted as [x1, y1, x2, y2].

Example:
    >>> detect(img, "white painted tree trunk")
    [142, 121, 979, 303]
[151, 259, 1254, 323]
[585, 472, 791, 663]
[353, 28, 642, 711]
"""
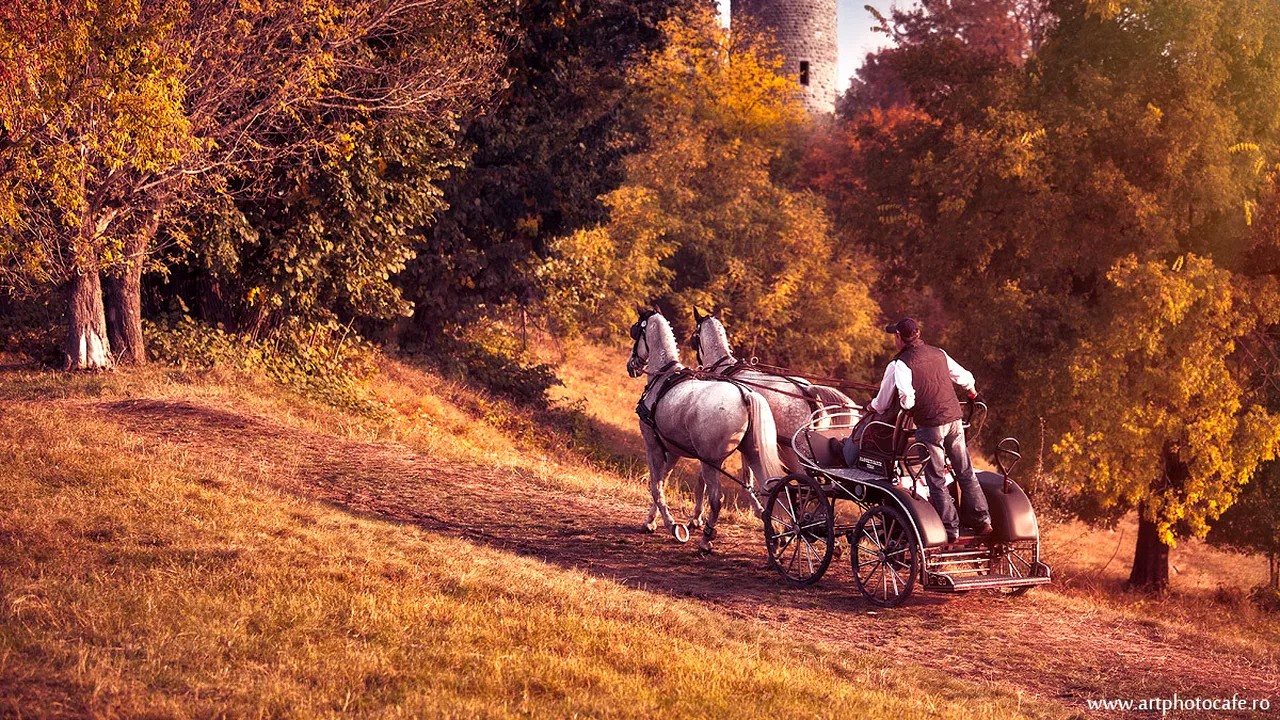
[64, 271, 112, 371]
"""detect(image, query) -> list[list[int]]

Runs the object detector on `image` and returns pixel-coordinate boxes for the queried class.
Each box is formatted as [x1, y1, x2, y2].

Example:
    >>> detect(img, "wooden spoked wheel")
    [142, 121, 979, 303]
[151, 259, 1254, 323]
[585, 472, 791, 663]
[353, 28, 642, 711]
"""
[852, 505, 920, 607]
[763, 474, 835, 585]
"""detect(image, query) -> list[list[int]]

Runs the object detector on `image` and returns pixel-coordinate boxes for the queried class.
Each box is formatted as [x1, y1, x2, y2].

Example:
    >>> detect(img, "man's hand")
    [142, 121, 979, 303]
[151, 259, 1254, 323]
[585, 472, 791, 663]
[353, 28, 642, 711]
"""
[967, 389, 980, 401]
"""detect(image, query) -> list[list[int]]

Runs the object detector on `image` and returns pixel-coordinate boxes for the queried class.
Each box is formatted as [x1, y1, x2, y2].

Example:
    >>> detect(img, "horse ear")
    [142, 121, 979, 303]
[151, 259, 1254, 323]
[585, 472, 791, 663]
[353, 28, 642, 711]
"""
[693, 306, 706, 324]
[712, 307, 722, 319]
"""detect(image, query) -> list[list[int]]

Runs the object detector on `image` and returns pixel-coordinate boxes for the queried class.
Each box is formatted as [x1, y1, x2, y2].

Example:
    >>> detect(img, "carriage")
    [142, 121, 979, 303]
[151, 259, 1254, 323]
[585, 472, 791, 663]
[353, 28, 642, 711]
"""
[760, 402, 1052, 607]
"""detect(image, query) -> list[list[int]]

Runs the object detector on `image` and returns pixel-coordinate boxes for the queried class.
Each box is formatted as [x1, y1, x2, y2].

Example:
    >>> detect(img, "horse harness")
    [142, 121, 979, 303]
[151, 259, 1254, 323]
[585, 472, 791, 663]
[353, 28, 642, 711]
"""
[691, 317, 877, 408]
[635, 361, 758, 493]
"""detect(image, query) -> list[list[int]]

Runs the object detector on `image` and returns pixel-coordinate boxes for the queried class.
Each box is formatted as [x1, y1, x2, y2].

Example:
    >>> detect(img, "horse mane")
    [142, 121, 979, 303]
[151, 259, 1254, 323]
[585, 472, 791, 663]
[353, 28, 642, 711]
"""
[647, 314, 683, 370]
[700, 315, 734, 364]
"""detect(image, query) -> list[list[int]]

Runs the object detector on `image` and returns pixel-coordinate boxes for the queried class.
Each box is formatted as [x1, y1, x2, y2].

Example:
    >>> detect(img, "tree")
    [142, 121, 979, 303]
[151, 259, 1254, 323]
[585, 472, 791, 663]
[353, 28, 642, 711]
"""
[399, 0, 705, 344]
[0, 0, 500, 368]
[1049, 256, 1280, 588]
[1208, 463, 1280, 592]
[841, 0, 1050, 116]
[813, 0, 1280, 588]
[0, 0, 196, 368]
[173, 119, 460, 340]
[541, 7, 885, 372]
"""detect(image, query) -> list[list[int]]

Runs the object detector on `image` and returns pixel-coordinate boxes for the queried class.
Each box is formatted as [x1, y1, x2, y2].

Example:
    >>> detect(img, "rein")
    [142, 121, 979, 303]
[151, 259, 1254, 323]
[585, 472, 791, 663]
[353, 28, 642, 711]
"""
[718, 361, 825, 404]
[734, 360, 880, 394]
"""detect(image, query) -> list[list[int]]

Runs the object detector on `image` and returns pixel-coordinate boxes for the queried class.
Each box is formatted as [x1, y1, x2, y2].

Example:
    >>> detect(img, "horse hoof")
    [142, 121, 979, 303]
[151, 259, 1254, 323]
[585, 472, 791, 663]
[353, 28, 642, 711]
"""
[672, 524, 691, 543]
[698, 540, 714, 553]
[642, 522, 657, 534]
[688, 517, 704, 530]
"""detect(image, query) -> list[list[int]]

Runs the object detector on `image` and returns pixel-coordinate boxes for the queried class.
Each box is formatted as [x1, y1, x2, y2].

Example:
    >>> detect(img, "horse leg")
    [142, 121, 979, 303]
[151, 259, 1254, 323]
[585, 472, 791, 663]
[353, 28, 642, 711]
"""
[644, 449, 680, 535]
[699, 462, 725, 553]
[739, 452, 765, 517]
[689, 474, 705, 530]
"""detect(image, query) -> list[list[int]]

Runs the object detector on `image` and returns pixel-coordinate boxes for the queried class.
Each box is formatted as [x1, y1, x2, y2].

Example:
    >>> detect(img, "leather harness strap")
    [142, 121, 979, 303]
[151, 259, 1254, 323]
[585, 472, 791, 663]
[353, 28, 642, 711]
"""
[740, 360, 880, 394]
[635, 363, 757, 493]
[719, 361, 825, 408]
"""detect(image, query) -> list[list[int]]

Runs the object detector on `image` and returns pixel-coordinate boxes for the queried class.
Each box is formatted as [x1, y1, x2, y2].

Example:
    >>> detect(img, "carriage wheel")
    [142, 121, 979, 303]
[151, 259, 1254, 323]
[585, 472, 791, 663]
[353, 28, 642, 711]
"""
[763, 474, 835, 585]
[852, 505, 920, 607]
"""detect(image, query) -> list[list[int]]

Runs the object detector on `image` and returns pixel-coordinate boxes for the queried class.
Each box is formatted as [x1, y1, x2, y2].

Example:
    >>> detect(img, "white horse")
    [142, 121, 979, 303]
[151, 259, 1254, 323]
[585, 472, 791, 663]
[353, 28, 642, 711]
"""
[690, 308, 860, 474]
[626, 310, 785, 552]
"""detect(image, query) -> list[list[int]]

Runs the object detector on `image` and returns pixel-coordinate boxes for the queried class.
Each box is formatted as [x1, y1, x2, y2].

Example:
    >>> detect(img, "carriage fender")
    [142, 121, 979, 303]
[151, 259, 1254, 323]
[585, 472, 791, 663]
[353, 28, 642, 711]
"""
[880, 485, 950, 548]
[976, 471, 1039, 542]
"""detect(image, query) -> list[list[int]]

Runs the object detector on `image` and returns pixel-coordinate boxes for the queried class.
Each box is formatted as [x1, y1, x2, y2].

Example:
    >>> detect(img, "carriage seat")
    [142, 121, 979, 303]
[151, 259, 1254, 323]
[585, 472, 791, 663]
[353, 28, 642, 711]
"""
[857, 409, 916, 462]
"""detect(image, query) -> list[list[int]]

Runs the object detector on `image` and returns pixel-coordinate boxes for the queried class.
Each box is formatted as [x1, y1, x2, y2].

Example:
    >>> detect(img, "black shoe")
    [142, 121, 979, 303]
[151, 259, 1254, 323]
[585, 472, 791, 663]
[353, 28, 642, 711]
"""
[946, 530, 959, 543]
[963, 518, 994, 535]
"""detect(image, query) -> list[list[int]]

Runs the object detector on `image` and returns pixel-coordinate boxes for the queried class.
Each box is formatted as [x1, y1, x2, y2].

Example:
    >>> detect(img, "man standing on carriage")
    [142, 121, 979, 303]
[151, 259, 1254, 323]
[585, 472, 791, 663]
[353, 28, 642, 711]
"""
[842, 318, 993, 543]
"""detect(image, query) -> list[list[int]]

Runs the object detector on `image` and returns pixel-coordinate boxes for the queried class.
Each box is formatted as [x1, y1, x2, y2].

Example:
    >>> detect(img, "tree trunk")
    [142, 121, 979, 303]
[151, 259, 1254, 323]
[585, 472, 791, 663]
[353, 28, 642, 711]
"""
[1270, 552, 1278, 591]
[104, 207, 160, 365]
[104, 261, 145, 365]
[64, 271, 112, 370]
[1129, 503, 1171, 591]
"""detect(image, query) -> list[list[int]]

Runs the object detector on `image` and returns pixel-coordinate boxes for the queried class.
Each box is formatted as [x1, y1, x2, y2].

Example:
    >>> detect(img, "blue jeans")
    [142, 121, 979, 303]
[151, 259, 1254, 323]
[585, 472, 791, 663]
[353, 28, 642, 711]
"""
[916, 420, 990, 536]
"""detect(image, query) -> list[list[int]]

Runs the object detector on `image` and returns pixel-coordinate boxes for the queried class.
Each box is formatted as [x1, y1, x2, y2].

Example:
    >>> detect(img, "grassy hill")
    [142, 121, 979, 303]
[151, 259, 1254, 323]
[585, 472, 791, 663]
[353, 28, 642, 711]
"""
[1, 342, 1277, 717]
[1, 359, 1063, 718]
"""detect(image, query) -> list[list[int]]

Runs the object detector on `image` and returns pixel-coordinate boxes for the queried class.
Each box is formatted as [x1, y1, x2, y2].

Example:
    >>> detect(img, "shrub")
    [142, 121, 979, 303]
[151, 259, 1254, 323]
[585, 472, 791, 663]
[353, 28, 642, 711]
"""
[147, 315, 385, 416]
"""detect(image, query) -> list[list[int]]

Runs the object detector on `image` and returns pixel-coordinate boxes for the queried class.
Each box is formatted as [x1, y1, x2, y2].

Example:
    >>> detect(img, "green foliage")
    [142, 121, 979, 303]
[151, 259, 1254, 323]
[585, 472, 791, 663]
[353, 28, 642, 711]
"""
[147, 316, 384, 416]
[400, 0, 703, 339]
[426, 323, 562, 409]
[541, 7, 886, 373]
[1208, 461, 1280, 572]
[179, 119, 459, 335]
[1048, 255, 1280, 544]
[0, 0, 194, 288]
[0, 293, 62, 365]
[1, 0, 501, 368]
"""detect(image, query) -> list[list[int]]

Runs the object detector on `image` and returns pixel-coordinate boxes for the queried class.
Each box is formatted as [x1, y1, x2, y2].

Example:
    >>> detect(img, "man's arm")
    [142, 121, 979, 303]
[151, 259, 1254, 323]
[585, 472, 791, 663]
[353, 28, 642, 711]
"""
[870, 360, 914, 413]
[944, 351, 977, 397]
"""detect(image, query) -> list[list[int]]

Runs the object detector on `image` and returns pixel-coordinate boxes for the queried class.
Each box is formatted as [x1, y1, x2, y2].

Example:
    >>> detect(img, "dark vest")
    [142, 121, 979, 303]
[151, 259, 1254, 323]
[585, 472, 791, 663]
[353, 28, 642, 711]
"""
[896, 341, 962, 428]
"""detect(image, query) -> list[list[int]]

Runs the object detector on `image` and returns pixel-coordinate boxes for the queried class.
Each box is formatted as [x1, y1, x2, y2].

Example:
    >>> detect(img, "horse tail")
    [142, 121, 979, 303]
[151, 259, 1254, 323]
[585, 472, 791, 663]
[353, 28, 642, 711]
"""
[744, 391, 786, 484]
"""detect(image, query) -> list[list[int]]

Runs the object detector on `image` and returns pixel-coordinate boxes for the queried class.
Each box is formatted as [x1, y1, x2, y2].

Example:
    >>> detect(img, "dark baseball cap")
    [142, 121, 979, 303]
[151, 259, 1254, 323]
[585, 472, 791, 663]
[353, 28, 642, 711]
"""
[884, 318, 921, 339]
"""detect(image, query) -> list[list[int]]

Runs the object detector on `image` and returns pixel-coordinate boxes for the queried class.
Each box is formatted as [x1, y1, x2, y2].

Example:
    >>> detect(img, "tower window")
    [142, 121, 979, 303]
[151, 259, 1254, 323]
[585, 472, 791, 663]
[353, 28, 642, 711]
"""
[799, 61, 810, 86]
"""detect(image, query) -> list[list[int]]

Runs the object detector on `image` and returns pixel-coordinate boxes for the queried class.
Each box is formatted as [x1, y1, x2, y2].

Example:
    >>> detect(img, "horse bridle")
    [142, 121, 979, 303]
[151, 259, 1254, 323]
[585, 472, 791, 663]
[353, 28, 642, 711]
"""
[628, 311, 659, 377]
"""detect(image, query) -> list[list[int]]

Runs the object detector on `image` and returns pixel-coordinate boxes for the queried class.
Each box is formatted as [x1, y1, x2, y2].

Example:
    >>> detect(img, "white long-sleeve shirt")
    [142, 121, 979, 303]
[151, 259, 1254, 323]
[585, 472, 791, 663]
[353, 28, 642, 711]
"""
[869, 351, 975, 415]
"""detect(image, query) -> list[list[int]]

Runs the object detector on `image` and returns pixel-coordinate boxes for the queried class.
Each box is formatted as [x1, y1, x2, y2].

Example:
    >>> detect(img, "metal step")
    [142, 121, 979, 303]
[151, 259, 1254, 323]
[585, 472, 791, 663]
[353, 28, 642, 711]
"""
[924, 572, 1052, 592]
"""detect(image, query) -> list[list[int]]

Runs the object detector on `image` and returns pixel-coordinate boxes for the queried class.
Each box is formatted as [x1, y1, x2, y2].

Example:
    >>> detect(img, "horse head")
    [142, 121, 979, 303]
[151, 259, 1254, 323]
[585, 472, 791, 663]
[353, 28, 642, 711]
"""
[627, 309, 659, 377]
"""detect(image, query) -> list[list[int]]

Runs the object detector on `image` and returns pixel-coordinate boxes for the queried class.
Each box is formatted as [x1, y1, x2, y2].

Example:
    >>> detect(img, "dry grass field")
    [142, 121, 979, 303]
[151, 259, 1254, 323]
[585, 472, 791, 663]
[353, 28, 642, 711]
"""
[1, 361, 1060, 718]
[1, 342, 1277, 717]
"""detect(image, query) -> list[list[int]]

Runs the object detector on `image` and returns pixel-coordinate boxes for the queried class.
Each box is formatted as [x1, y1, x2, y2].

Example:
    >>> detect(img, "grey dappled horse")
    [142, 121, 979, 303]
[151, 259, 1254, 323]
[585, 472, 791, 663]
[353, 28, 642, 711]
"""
[627, 310, 785, 552]
[691, 308, 860, 475]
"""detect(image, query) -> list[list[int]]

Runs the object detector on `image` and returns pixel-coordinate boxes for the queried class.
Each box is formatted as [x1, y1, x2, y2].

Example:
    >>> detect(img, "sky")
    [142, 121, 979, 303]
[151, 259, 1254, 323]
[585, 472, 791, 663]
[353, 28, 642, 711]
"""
[717, 1, 894, 91]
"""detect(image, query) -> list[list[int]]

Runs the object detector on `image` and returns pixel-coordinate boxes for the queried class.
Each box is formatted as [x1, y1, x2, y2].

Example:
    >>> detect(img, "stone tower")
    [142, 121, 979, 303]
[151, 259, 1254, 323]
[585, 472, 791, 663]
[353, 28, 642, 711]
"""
[732, 0, 838, 114]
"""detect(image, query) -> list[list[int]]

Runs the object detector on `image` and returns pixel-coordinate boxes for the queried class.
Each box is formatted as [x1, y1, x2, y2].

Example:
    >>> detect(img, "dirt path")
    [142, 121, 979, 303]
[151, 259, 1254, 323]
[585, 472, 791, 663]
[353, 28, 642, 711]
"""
[90, 398, 1279, 716]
